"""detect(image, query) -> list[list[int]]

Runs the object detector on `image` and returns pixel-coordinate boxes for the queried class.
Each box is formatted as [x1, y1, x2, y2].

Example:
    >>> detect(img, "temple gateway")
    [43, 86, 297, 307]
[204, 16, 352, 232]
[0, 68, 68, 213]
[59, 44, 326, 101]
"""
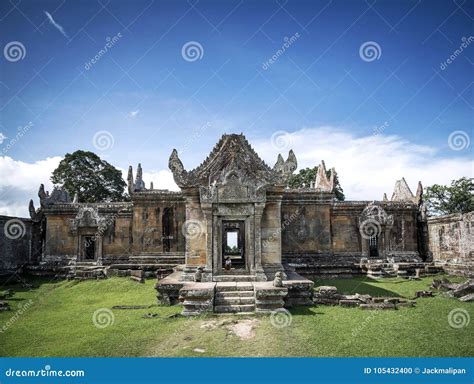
[21, 134, 442, 314]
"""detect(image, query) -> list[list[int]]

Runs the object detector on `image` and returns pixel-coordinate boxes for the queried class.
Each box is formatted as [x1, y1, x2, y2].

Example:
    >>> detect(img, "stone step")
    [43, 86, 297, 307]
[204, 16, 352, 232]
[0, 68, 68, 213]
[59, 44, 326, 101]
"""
[214, 275, 257, 282]
[214, 304, 255, 313]
[215, 297, 255, 305]
[215, 290, 254, 298]
[215, 282, 254, 292]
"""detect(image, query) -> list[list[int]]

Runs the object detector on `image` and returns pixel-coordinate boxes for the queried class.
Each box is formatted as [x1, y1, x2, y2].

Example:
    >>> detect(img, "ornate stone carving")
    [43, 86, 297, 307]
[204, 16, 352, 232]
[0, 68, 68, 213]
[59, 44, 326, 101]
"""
[314, 160, 334, 192]
[391, 177, 416, 203]
[70, 207, 107, 234]
[168, 134, 296, 189]
[38, 184, 71, 207]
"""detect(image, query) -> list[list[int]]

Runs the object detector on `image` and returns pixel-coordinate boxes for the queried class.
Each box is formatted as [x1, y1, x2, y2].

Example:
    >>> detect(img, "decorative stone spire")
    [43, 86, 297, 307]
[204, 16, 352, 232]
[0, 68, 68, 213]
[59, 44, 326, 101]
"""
[383, 193, 388, 202]
[273, 154, 285, 173]
[415, 181, 423, 205]
[150, 181, 154, 189]
[127, 166, 133, 195]
[134, 163, 145, 191]
[284, 150, 297, 175]
[391, 177, 415, 202]
[73, 193, 79, 204]
[314, 160, 333, 192]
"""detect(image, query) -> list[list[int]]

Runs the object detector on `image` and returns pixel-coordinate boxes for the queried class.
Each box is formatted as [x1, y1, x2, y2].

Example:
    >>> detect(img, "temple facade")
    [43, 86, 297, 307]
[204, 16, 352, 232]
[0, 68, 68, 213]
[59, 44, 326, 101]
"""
[23, 134, 430, 282]
[4, 133, 453, 313]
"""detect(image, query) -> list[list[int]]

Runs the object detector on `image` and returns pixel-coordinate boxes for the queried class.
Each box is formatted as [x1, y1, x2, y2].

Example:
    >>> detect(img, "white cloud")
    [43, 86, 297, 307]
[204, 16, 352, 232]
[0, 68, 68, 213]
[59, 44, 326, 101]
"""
[128, 110, 140, 118]
[0, 133, 6, 144]
[1, 127, 471, 218]
[0, 156, 62, 217]
[44, 11, 68, 38]
[252, 127, 473, 200]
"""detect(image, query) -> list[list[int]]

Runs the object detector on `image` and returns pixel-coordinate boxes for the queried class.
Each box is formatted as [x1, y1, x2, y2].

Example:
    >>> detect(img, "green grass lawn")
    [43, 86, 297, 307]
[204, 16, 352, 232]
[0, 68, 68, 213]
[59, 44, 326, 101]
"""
[0, 275, 472, 357]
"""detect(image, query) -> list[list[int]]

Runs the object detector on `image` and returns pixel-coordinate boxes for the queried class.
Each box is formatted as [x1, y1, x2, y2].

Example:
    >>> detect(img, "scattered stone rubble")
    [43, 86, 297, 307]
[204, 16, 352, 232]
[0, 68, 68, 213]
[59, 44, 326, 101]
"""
[431, 278, 474, 302]
[314, 286, 415, 309]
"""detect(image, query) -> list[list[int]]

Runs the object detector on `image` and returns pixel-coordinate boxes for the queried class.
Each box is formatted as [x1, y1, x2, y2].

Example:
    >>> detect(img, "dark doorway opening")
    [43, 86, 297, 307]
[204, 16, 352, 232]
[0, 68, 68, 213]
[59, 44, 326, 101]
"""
[222, 221, 245, 270]
[368, 236, 379, 257]
[83, 236, 95, 260]
[162, 207, 173, 252]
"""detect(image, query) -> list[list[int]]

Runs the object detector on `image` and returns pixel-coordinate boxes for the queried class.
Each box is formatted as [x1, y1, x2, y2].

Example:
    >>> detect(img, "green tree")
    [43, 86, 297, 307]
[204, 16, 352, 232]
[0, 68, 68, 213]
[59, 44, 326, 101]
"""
[51, 150, 127, 203]
[288, 166, 345, 201]
[424, 177, 473, 216]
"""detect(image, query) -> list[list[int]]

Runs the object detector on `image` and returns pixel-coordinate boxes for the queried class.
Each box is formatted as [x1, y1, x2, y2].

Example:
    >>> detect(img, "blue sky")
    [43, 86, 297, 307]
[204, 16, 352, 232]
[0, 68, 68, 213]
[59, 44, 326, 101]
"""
[0, 0, 472, 216]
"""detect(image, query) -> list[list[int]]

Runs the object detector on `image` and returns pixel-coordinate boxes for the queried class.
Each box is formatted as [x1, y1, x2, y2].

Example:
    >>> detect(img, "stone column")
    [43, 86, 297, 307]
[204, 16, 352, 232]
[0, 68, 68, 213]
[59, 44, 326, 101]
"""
[201, 203, 213, 281]
[254, 203, 266, 280]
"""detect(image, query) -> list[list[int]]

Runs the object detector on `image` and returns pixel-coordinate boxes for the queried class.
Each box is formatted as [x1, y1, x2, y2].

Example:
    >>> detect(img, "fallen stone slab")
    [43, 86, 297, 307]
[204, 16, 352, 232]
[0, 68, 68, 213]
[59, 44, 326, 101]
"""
[360, 303, 396, 310]
[112, 305, 152, 310]
[339, 299, 360, 307]
[415, 290, 433, 298]
[0, 289, 12, 300]
[452, 280, 474, 298]
[459, 293, 474, 302]
[0, 301, 10, 311]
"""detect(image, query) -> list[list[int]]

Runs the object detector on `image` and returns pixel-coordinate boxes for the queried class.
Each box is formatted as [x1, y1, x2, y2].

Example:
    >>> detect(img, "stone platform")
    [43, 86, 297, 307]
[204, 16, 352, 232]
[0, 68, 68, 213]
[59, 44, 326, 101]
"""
[155, 269, 314, 316]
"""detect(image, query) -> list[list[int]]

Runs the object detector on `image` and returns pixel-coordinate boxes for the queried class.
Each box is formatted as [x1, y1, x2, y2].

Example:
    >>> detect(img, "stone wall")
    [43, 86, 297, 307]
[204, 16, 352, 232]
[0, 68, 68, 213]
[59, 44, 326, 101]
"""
[427, 212, 473, 276]
[0, 215, 38, 272]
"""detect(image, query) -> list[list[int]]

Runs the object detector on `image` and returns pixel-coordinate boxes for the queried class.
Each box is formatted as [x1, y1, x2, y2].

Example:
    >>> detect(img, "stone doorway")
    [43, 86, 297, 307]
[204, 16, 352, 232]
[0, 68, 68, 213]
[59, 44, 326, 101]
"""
[222, 220, 246, 271]
[82, 236, 96, 261]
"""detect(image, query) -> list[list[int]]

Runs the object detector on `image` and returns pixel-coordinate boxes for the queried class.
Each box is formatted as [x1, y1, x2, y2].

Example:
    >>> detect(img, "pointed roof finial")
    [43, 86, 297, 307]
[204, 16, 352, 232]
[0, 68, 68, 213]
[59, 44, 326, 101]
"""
[314, 160, 333, 192]
[391, 177, 415, 202]
[383, 193, 388, 202]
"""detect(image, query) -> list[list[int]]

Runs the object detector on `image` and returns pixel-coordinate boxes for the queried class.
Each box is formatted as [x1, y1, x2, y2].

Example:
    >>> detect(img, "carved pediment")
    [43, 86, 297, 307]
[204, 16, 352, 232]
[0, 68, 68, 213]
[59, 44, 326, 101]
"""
[70, 207, 107, 234]
[169, 134, 296, 189]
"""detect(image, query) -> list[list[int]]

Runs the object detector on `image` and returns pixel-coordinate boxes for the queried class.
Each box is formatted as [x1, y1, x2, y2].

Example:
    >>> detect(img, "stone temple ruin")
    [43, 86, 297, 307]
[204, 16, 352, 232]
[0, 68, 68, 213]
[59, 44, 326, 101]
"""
[0, 133, 472, 315]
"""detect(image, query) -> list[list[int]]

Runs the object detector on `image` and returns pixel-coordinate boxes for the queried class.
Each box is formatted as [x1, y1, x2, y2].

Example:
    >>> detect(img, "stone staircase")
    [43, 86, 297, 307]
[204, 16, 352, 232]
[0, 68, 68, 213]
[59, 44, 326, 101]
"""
[214, 282, 255, 313]
[67, 262, 107, 280]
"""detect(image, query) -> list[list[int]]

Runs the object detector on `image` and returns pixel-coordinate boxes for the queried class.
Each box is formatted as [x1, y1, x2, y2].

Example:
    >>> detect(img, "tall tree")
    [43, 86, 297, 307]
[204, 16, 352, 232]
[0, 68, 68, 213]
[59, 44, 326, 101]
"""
[51, 150, 127, 203]
[424, 177, 473, 216]
[288, 166, 345, 201]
